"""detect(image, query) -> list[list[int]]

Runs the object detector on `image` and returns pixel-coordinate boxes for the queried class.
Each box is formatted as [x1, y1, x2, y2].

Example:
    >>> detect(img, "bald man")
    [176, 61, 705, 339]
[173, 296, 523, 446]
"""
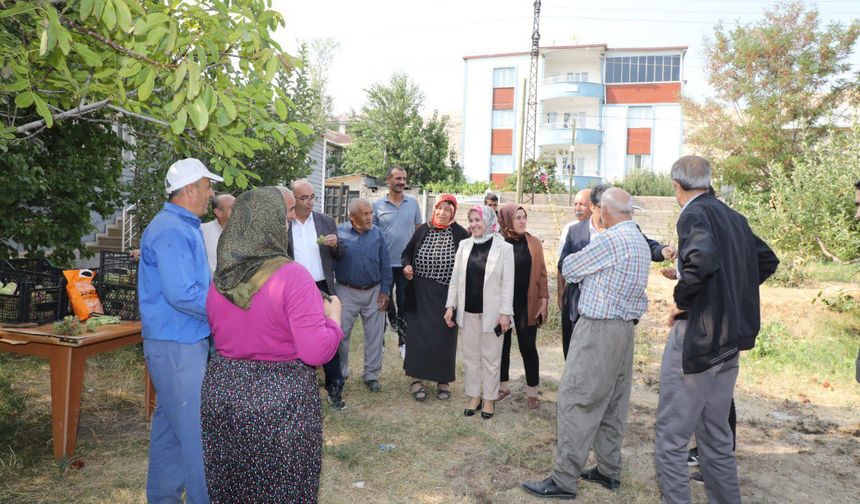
[201, 193, 235, 274]
[522, 188, 652, 500]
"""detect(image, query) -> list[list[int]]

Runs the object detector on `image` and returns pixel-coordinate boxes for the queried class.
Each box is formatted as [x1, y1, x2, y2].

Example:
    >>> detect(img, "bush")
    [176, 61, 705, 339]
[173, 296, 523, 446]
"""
[732, 125, 860, 262]
[423, 180, 494, 195]
[615, 168, 674, 196]
[502, 156, 567, 194]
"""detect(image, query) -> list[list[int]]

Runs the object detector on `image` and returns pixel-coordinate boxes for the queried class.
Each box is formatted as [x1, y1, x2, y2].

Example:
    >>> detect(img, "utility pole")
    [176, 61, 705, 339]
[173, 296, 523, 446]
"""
[568, 118, 576, 206]
[522, 0, 541, 204]
[515, 78, 527, 204]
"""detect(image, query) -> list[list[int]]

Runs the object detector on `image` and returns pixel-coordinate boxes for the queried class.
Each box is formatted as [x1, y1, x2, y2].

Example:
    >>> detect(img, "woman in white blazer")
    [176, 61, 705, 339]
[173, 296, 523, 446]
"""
[444, 205, 514, 419]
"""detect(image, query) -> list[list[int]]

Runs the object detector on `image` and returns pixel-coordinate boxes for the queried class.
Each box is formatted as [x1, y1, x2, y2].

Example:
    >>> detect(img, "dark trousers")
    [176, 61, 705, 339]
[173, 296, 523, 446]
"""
[386, 266, 406, 346]
[561, 287, 575, 359]
[500, 310, 540, 387]
[316, 280, 344, 388]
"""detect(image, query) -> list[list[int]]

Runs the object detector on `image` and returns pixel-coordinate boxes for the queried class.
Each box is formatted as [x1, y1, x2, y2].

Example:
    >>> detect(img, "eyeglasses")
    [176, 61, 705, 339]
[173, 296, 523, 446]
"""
[297, 194, 317, 202]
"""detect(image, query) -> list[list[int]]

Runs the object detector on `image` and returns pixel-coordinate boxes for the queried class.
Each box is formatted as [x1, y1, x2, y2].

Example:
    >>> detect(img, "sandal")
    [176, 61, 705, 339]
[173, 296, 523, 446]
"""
[436, 383, 451, 400]
[410, 381, 427, 402]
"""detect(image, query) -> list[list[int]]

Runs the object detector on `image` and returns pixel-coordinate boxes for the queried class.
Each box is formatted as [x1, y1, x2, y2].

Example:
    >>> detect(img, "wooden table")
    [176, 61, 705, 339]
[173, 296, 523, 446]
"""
[0, 321, 155, 460]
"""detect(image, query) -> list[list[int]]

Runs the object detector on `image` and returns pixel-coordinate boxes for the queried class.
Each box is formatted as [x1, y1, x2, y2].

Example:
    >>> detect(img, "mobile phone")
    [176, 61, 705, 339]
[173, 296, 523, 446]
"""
[494, 324, 503, 337]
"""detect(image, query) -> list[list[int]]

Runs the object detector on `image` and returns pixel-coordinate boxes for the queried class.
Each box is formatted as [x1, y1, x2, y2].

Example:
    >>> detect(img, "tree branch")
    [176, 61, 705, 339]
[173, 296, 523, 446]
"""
[106, 104, 169, 127]
[16, 99, 111, 133]
[59, 17, 176, 70]
[813, 236, 860, 265]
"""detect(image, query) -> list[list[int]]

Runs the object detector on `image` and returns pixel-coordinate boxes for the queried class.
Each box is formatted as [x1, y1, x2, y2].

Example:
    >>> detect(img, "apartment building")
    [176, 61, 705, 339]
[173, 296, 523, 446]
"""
[461, 44, 686, 186]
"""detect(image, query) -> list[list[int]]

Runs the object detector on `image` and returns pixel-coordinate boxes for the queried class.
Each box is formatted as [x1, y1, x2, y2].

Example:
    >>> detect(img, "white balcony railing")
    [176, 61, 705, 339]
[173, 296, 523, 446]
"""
[540, 118, 602, 131]
[542, 75, 602, 86]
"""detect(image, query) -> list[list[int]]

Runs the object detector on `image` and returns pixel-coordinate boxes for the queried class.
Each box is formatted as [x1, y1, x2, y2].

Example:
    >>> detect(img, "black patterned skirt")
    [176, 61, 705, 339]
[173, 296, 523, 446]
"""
[201, 353, 322, 503]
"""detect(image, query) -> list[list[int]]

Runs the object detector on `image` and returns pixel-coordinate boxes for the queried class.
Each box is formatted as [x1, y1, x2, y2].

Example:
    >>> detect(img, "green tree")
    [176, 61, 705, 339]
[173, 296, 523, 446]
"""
[684, 1, 859, 187]
[0, 0, 306, 188]
[342, 73, 463, 185]
[733, 124, 860, 263]
[502, 155, 566, 194]
[0, 118, 126, 264]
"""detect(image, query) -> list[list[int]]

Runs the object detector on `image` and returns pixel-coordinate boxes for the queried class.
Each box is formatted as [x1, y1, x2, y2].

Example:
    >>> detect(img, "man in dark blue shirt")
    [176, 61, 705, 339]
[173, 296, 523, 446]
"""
[335, 198, 392, 392]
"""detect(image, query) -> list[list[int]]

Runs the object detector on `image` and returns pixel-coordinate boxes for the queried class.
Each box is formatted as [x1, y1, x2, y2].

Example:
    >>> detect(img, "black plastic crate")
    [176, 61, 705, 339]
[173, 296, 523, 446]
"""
[98, 282, 139, 320]
[0, 268, 64, 324]
[98, 251, 138, 287]
[2, 258, 63, 275]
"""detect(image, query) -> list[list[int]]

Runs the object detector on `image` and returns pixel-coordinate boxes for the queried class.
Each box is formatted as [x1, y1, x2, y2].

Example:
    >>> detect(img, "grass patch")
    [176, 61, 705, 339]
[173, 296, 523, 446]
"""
[804, 261, 860, 283]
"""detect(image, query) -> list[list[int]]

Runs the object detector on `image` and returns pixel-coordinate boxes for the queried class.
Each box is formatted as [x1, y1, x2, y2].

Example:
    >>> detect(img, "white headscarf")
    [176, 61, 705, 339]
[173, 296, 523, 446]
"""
[469, 205, 498, 244]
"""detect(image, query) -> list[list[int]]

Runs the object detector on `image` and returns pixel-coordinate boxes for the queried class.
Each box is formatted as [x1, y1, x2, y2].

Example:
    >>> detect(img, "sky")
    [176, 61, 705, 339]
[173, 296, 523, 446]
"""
[270, 0, 860, 117]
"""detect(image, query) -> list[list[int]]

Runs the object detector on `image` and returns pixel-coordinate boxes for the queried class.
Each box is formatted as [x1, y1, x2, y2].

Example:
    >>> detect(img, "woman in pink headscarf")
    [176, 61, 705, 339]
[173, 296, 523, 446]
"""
[444, 205, 514, 419]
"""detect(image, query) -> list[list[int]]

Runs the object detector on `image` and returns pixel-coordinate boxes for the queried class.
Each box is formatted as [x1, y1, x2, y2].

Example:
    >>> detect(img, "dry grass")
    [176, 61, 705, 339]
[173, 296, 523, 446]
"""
[1, 268, 859, 503]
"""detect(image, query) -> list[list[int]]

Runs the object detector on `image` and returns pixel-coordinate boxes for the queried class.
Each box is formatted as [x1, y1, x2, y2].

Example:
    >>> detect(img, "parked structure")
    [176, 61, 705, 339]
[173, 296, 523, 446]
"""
[461, 44, 686, 186]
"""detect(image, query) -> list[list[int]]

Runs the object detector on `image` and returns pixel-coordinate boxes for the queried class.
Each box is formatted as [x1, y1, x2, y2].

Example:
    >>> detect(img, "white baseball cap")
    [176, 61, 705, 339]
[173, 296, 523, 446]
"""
[164, 158, 224, 194]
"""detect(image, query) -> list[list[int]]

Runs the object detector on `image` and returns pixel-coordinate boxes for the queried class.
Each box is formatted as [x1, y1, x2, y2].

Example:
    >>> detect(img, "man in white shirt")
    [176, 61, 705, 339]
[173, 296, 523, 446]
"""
[200, 193, 235, 274]
[288, 179, 347, 409]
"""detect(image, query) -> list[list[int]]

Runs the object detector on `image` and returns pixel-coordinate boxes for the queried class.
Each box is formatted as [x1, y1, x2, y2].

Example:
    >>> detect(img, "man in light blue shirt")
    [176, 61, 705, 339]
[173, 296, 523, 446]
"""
[371, 166, 422, 357]
[138, 158, 221, 504]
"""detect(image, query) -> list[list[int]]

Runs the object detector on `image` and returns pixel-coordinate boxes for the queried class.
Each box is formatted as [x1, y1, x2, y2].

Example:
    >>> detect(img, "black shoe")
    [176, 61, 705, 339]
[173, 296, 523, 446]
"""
[464, 401, 482, 417]
[364, 379, 381, 392]
[580, 467, 620, 491]
[520, 476, 577, 500]
[690, 471, 704, 485]
[326, 383, 346, 410]
[687, 448, 699, 467]
[481, 410, 494, 420]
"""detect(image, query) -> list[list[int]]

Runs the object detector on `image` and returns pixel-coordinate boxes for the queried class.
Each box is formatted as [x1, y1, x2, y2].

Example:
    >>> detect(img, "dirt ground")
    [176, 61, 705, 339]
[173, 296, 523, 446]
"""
[1, 271, 858, 503]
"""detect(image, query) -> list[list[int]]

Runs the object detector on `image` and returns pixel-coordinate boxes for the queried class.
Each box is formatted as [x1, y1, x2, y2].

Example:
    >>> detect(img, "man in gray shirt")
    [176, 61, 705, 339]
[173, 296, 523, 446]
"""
[372, 166, 423, 358]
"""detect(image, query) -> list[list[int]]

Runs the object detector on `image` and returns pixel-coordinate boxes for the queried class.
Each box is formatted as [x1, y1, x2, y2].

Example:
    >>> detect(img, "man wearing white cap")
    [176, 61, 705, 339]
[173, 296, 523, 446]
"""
[138, 158, 222, 504]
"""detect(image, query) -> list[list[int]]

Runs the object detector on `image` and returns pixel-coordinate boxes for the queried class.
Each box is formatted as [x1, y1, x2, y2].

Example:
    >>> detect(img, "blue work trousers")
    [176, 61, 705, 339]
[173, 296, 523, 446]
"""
[143, 338, 210, 504]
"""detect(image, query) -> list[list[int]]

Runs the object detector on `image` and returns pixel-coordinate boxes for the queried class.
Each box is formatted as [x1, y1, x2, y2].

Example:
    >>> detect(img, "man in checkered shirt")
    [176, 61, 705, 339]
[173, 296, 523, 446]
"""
[522, 187, 650, 500]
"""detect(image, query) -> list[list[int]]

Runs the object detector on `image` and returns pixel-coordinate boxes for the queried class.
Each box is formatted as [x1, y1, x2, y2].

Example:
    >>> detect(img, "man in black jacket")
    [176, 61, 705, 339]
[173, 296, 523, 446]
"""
[654, 156, 779, 504]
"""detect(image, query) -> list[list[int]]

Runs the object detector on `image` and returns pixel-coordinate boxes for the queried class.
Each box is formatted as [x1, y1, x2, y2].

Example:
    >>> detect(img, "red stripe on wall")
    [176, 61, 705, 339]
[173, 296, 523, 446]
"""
[492, 87, 514, 110]
[491, 129, 513, 155]
[627, 128, 651, 155]
[606, 83, 681, 104]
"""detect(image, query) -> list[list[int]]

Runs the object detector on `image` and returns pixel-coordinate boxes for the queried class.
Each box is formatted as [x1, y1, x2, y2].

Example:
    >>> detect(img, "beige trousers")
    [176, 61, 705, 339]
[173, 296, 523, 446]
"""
[461, 312, 504, 401]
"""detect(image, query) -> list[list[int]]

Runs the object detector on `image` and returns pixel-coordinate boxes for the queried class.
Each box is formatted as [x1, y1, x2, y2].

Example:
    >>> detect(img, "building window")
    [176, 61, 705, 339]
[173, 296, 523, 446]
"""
[493, 67, 516, 88]
[605, 54, 680, 84]
[627, 106, 653, 128]
[492, 109, 515, 128]
[490, 154, 514, 173]
[626, 154, 651, 171]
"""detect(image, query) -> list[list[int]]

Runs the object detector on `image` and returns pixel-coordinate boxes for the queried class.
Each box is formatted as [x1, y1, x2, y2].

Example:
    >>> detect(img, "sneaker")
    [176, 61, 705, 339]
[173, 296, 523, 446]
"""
[364, 379, 381, 392]
[326, 383, 346, 410]
[690, 471, 704, 485]
[687, 448, 699, 467]
[398, 344, 406, 360]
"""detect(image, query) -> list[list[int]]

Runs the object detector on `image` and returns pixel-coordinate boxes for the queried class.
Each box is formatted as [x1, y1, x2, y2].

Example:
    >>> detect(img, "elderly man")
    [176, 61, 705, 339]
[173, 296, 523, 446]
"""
[655, 156, 778, 504]
[287, 179, 347, 409]
[556, 189, 592, 256]
[336, 198, 393, 392]
[557, 184, 675, 358]
[201, 193, 235, 274]
[373, 166, 422, 358]
[484, 192, 499, 211]
[138, 158, 222, 504]
[522, 188, 651, 500]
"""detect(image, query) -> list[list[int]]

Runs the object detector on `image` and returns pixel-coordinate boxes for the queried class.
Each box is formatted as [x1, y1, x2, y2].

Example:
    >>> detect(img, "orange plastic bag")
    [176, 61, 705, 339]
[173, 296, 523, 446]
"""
[63, 269, 103, 321]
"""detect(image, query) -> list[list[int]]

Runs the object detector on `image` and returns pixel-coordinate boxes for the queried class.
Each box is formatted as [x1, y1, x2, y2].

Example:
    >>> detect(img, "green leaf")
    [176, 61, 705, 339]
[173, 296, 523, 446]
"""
[186, 60, 200, 99]
[263, 56, 278, 83]
[145, 26, 168, 47]
[56, 26, 71, 56]
[0, 2, 36, 19]
[32, 94, 53, 128]
[219, 93, 237, 121]
[39, 30, 48, 56]
[73, 42, 103, 67]
[172, 61, 187, 91]
[92, 0, 106, 19]
[171, 107, 187, 135]
[79, 0, 94, 20]
[114, 0, 132, 33]
[118, 61, 142, 78]
[165, 22, 178, 53]
[188, 98, 209, 131]
[102, 0, 117, 31]
[171, 88, 185, 112]
[274, 99, 287, 121]
[138, 67, 155, 101]
[1, 80, 29, 93]
[14, 91, 35, 108]
[288, 121, 313, 136]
